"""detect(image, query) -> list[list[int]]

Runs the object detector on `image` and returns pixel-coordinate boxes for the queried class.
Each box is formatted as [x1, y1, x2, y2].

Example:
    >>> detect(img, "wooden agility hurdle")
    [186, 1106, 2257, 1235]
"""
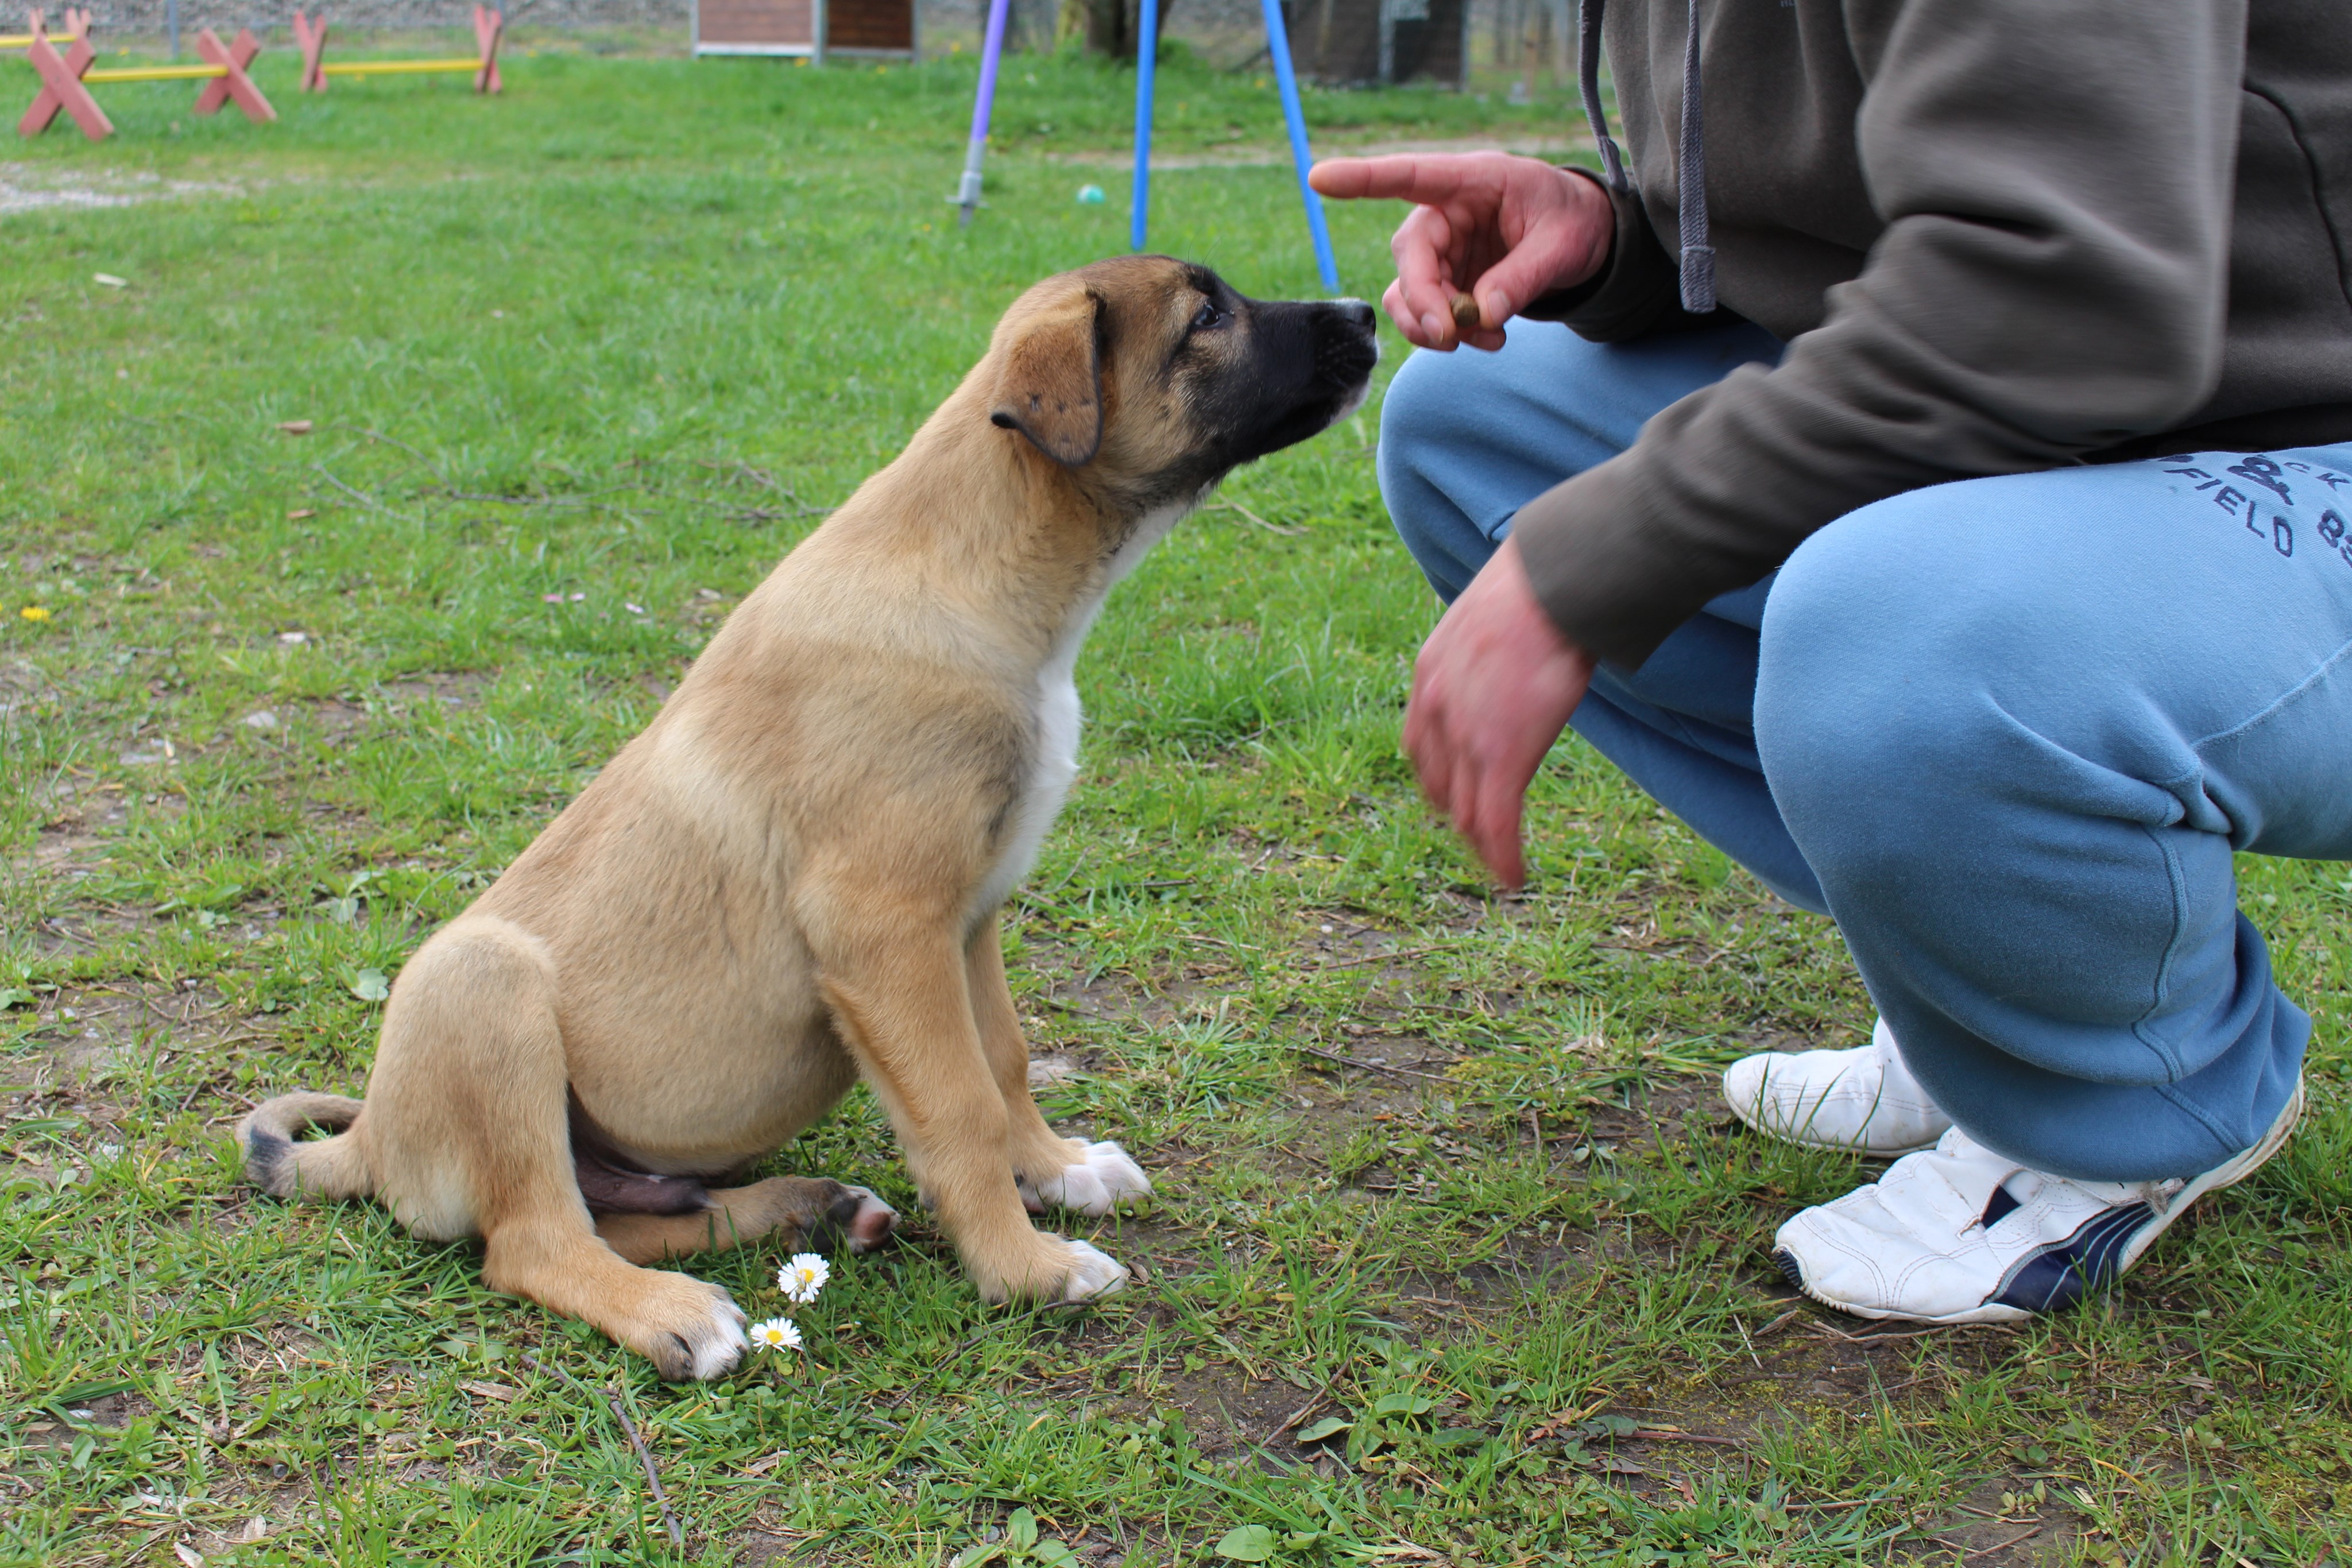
[18, 23, 273, 140]
[292, 6, 502, 95]
[0, 8, 87, 48]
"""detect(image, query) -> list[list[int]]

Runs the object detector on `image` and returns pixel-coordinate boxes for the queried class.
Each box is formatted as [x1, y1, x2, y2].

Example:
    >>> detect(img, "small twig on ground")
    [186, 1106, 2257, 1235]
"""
[444, 489, 632, 510]
[312, 466, 425, 524]
[609, 1390, 684, 1551]
[521, 1354, 682, 1551]
[1287, 1042, 1454, 1083]
[728, 502, 832, 522]
[1203, 500, 1305, 536]
[1734, 1314, 1765, 1370]
[703, 458, 831, 518]
[1928, 1527, 2041, 1559]
[1185, 933, 1263, 952]
[1753, 1306, 1808, 1337]
[707, 458, 780, 489]
[1314, 944, 1445, 970]
[1805, 1319, 2003, 1344]
[1274, 1393, 1328, 1438]
[323, 423, 450, 483]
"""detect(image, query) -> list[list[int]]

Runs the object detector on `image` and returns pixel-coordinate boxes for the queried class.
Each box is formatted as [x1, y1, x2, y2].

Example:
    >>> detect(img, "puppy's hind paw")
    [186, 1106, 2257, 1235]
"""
[1036, 1141, 1153, 1217]
[827, 1183, 899, 1254]
[1056, 1239, 1130, 1304]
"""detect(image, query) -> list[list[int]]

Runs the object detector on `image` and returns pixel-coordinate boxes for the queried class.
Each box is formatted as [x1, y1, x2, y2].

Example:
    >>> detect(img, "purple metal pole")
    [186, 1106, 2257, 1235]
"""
[953, 0, 1013, 227]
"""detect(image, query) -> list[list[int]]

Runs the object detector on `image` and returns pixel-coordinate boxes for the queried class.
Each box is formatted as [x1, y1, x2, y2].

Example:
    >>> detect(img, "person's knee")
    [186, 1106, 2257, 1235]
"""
[1754, 487, 2029, 880]
[1758, 475, 2197, 875]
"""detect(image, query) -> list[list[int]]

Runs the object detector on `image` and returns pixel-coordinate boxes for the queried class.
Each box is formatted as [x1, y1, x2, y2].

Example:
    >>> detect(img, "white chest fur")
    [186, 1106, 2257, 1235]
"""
[970, 501, 1189, 923]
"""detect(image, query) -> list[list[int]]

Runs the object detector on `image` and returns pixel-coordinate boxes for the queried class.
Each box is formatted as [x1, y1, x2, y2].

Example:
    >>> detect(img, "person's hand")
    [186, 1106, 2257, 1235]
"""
[1402, 537, 1596, 888]
[1309, 152, 1612, 351]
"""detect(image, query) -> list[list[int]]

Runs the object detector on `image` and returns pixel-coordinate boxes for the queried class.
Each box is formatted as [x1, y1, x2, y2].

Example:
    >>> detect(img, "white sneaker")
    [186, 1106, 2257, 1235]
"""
[1772, 1081, 2304, 1324]
[1722, 1019, 1953, 1155]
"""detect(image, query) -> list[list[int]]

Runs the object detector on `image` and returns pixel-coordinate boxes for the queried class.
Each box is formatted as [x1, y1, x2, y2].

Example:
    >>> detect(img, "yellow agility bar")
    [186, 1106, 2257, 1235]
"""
[82, 63, 227, 82]
[319, 57, 481, 75]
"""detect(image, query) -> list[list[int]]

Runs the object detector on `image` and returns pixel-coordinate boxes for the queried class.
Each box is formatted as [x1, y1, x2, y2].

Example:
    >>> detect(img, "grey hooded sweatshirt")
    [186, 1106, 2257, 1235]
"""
[1511, 0, 2352, 668]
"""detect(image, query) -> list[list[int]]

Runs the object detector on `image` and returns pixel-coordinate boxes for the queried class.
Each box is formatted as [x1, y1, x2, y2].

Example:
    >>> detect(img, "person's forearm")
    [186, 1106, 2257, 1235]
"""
[1514, 0, 2245, 666]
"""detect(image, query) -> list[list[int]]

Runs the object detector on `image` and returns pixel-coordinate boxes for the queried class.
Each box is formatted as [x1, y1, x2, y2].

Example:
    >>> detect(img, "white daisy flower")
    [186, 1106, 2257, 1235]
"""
[748, 1317, 802, 1352]
[777, 1253, 830, 1304]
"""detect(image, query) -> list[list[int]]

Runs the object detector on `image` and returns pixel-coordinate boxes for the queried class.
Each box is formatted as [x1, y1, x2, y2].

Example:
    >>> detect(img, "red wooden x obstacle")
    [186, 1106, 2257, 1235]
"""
[18, 30, 103, 138]
[471, 5, 502, 94]
[293, 7, 327, 92]
[18, 24, 273, 141]
[191, 26, 274, 121]
[294, 6, 502, 95]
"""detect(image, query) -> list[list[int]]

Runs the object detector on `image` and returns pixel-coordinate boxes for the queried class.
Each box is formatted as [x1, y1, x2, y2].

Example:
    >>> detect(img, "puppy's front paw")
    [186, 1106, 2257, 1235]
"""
[1031, 1141, 1153, 1217]
[627, 1275, 747, 1382]
[1056, 1238, 1130, 1303]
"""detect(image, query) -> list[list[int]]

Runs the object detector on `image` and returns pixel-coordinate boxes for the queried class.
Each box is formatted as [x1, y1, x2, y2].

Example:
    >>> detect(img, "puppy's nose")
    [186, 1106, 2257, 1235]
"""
[1334, 299, 1377, 331]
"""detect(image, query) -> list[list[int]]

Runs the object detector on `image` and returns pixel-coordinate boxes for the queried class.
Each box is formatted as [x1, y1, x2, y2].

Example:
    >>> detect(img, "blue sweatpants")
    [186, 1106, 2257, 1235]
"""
[1378, 318, 2341, 1183]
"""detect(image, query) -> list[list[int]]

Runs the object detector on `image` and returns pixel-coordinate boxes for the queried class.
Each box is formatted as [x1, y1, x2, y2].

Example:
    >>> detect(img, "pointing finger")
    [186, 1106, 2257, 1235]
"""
[1310, 154, 1487, 206]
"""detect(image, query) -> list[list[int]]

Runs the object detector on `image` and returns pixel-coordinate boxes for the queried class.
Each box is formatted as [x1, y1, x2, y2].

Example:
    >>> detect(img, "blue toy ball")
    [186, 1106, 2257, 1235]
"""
[1076, 184, 1107, 206]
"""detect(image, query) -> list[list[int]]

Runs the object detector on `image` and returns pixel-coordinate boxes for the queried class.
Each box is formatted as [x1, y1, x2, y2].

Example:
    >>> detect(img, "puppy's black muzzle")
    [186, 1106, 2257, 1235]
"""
[1216, 297, 1380, 469]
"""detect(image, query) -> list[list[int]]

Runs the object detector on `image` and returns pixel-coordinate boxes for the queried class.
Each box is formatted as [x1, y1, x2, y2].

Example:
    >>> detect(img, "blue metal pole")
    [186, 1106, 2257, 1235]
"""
[1260, 0, 1339, 291]
[1131, 0, 1159, 253]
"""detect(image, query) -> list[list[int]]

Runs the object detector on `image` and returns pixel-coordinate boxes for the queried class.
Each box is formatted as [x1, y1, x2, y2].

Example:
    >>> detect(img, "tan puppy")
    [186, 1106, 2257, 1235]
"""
[238, 256, 1379, 1380]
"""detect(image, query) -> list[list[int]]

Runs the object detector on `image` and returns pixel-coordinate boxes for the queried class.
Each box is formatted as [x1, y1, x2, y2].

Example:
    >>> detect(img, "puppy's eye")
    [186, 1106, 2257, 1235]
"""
[1191, 299, 1227, 331]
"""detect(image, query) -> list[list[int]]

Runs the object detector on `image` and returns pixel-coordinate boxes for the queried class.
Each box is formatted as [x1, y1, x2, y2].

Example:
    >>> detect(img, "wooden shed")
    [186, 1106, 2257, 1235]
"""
[693, 0, 917, 61]
[1285, 0, 1465, 87]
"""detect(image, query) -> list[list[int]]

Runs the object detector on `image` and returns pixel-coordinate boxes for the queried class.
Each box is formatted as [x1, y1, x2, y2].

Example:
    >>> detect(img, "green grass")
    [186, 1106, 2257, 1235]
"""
[3, 41, 2349, 1568]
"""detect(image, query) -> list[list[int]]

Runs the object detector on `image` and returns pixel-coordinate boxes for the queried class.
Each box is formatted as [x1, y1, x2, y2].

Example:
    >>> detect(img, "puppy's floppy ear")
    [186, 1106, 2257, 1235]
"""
[989, 288, 1103, 467]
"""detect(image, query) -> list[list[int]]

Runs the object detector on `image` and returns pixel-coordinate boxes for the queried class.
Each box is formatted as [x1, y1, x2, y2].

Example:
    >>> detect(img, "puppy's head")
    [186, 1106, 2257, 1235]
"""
[985, 255, 1378, 505]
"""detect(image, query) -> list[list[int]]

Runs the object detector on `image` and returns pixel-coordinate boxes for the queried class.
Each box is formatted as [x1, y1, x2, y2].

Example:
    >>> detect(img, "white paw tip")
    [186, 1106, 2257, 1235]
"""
[690, 1298, 749, 1380]
[1084, 1141, 1152, 1195]
[1046, 1141, 1154, 1217]
[1058, 1239, 1129, 1302]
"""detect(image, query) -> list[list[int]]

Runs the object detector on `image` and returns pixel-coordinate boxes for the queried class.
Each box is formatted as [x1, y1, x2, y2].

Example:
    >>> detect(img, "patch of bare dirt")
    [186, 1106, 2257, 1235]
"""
[13, 778, 129, 884]
[2, 980, 284, 1179]
[0, 162, 245, 218]
[374, 672, 490, 713]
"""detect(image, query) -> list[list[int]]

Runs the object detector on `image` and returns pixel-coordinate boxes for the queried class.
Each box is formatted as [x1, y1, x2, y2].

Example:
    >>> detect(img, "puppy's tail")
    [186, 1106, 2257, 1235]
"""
[237, 1091, 377, 1202]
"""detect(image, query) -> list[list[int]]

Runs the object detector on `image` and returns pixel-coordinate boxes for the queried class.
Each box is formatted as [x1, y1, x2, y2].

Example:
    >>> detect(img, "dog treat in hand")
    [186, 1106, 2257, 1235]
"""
[1449, 291, 1482, 334]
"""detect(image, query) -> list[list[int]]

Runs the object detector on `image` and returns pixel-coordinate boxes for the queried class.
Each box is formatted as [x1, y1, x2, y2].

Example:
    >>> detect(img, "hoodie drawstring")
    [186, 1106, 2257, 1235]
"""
[1575, 0, 1717, 314]
[1578, 0, 1631, 193]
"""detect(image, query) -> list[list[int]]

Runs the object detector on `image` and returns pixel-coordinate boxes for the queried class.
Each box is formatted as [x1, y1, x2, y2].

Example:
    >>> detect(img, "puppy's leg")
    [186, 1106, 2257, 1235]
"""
[819, 923, 1126, 1304]
[968, 913, 1151, 1217]
[597, 1177, 898, 1264]
[373, 917, 749, 1380]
